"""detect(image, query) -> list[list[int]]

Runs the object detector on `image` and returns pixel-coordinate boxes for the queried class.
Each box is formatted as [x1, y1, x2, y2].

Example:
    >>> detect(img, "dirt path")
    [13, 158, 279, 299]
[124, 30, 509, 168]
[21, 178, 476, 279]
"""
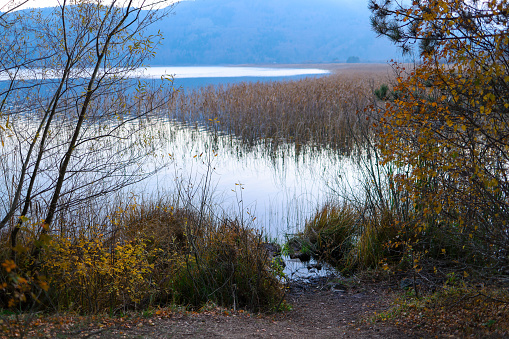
[62, 278, 421, 339]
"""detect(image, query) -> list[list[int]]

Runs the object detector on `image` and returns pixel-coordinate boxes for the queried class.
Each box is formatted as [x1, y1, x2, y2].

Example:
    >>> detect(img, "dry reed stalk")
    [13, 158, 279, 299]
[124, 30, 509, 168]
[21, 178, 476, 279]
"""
[166, 71, 391, 150]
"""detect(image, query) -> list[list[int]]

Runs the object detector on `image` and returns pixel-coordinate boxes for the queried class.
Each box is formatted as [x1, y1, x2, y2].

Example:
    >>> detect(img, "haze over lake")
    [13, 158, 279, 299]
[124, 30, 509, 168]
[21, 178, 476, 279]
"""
[140, 66, 331, 90]
[0, 66, 329, 85]
[138, 66, 330, 79]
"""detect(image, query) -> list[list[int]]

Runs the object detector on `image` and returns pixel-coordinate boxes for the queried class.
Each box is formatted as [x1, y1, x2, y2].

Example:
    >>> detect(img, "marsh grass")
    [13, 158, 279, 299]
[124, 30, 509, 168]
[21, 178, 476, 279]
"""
[161, 67, 413, 274]
[289, 201, 402, 272]
[281, 69, 414, 273]
[300, 204, 357, 266]
[167, 71, 390, 151]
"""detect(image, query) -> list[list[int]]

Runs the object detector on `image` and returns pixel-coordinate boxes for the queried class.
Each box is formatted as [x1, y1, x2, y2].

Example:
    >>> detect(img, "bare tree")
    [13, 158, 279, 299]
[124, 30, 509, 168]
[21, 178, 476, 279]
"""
[0, 0, 177, 258]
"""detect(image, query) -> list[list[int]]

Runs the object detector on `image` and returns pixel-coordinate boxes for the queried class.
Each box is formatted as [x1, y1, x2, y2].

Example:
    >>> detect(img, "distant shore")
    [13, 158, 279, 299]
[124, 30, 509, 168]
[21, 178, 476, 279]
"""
[159, 62, 400, 75]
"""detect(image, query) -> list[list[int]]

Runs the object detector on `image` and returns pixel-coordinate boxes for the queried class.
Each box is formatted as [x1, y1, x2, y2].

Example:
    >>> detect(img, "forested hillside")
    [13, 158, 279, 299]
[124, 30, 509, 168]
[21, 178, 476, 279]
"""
[149, 0, 400, 65]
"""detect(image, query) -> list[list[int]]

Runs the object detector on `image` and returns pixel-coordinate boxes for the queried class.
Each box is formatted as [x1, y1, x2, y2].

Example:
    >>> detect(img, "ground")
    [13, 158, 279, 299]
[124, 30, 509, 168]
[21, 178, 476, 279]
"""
[38, 277, 423, 339]
[8, 273, 508, 338]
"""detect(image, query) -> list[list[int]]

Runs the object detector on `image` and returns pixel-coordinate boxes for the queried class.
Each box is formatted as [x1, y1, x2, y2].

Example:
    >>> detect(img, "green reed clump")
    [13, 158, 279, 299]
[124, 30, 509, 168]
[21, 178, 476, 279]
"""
[0, 201, 284, 314]
[300, 204, 357, 266]
[349, 209, 403, 270]
[289, 201, 406, 273]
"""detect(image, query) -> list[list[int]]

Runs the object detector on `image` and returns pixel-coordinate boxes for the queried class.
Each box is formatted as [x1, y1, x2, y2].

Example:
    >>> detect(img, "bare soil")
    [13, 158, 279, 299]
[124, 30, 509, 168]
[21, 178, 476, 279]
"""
[55, 278, 423, 339]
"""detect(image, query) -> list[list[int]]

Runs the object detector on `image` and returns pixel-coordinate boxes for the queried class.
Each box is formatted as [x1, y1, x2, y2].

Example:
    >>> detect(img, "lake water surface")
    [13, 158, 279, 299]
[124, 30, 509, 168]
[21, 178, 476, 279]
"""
[1, 65, 352, 278]
[140, 65, 331, 92]
[134, 66, 355, 239]
[143, 119, 356, 239]
[139, 66, 330, 79]
[1, 65, 356, 240]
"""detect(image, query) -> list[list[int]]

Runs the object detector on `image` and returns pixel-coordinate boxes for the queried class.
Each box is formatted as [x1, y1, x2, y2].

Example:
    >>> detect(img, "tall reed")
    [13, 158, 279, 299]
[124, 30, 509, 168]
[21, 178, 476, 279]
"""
[166, 71, 390, 152]
[281, 67, 415, 272]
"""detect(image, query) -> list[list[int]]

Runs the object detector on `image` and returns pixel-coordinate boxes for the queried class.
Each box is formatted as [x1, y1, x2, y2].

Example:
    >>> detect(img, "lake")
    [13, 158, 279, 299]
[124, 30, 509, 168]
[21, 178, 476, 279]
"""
[0, 65, 363, 240]
[138, 65, 331, 92]
[0, 65, 329, 84]
[142, 119, 357, 239]
[133, 66, 355, 239]
[0, 64, 369, 279]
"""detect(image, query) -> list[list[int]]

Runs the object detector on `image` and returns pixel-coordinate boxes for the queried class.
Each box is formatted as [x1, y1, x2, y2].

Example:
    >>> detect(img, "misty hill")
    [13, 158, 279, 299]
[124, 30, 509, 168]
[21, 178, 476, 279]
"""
[150, 0, 400, 65]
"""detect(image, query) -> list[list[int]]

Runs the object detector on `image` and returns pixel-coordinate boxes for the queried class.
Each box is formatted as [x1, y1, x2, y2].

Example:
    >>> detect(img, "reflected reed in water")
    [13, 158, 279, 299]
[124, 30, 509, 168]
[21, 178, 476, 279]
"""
[166, 71, 390, 153]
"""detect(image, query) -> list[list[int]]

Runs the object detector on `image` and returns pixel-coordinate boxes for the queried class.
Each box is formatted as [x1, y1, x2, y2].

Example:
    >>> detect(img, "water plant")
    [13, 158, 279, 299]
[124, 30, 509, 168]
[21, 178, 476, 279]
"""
[166, 70, 390, 152]
[301, 204, 357, 267]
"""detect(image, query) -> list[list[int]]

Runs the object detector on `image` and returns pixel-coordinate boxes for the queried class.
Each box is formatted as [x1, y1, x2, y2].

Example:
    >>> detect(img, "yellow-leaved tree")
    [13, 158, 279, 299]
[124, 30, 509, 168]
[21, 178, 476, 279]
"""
[0, 0, 176, 311]
[369, 0, 509, 270]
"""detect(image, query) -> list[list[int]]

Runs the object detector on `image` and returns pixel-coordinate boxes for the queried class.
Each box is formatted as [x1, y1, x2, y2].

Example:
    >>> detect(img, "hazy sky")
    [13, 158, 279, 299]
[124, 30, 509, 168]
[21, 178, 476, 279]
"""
[1, 0, 179, 11]
[2, 0, 368, 11]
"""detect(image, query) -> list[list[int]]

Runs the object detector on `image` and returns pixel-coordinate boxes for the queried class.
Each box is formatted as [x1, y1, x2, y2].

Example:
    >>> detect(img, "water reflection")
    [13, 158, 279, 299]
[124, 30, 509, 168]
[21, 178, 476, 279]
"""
[0, 107, 359, 240]
[138, 66, 330, 79]
[143, 118, 357, 238]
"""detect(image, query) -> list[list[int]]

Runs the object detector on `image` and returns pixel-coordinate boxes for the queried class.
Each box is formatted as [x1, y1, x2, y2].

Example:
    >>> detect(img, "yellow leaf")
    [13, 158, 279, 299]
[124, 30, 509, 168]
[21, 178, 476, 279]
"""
[2, 260, 16, 273]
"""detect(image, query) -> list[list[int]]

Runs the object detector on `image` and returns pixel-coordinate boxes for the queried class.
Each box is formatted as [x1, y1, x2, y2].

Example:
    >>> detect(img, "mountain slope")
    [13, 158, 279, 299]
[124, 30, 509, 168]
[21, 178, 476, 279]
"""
[150, 0, 400, 65]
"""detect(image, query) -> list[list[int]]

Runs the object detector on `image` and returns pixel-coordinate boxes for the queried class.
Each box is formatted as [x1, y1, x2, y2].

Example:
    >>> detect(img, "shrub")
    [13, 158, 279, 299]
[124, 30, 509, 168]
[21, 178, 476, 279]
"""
[346, 56, 360, 63]
[374, 84, 389, 101]
[291, 202, 406, 273]
[0, 203, 284, 314]
[168, 219, 284, 311]
[43, 235, 156, 314]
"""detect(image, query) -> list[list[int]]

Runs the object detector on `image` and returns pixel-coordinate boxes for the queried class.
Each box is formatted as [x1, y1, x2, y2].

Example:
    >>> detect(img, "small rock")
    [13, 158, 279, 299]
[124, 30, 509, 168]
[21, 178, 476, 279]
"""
[399, 278, 423, 290]
[289, 251, 311, 262]
[307, 263, 322, 270]
[326, 282, 347, 291]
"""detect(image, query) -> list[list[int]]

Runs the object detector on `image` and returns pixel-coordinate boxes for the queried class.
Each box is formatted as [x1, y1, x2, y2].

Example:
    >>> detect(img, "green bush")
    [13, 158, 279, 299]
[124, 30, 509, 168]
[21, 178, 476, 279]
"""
[300, 204, 357, 267]
[167, 219, 284, 311]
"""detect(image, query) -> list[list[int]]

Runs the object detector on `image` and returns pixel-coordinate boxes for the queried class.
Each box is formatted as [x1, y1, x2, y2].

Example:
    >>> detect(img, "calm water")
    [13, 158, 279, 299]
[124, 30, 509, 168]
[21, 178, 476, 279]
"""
[140, 65, 331, 91]
[1, 66, 360, 240]
[140, 119, 357, 238]
[139, 66, 330, 79]
[0, 65, 329, 82]
[134, 66, 349, 239]
[1, 66, 355, 279]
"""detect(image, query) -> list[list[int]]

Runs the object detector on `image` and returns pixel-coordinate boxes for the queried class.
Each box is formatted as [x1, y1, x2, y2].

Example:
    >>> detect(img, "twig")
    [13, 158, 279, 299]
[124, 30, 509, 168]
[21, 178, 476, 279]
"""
[479, 292, 509, 305]
[445, 292, 482, 308]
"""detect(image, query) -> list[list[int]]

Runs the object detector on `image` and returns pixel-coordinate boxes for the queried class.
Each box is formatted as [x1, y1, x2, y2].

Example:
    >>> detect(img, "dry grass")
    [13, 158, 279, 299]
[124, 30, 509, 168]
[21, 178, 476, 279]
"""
[288, 202, 402, 272]
[167, 71, 391, 151]
[0, 199, 284, 315]
[374, 284, 509, 337]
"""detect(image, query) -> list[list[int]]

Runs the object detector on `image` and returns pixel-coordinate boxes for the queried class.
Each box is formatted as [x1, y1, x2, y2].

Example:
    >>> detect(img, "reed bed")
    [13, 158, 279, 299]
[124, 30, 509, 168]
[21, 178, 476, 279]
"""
[167, 71, 391, 151]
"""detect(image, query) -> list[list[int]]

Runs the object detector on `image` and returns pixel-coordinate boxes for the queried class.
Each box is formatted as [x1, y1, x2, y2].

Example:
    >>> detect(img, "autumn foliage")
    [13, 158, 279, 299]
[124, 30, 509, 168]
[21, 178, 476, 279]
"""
[369, 0, 509, 271]
[0, 203, 284, 315]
